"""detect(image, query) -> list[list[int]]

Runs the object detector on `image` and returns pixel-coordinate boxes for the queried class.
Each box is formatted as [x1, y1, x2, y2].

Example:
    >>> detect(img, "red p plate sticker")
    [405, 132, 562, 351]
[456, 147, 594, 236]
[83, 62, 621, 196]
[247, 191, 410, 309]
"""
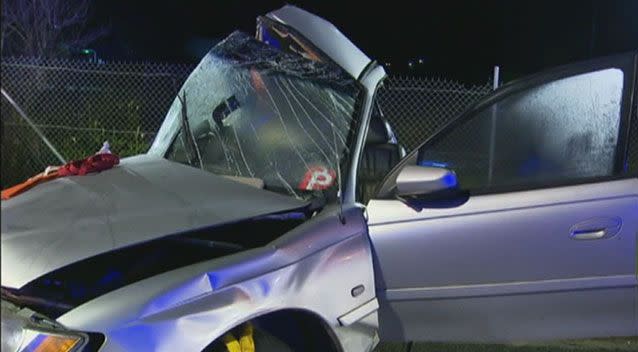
[299, 166, 336, 191]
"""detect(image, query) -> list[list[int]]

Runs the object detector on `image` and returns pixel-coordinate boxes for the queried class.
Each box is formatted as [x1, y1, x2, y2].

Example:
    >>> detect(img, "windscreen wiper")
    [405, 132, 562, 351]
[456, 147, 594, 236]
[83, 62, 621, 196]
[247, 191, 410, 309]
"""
[177, 92, 203, 169]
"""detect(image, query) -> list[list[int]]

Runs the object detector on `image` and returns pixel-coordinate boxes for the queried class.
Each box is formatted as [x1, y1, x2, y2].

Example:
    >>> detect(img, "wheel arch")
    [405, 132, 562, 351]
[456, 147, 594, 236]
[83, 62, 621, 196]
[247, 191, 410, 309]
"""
[201, 308, 343, 352]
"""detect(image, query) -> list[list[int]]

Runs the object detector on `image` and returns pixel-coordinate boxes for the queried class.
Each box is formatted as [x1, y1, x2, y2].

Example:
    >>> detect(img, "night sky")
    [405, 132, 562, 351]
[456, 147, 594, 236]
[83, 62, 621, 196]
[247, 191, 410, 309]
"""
[94, 0, 638, 84]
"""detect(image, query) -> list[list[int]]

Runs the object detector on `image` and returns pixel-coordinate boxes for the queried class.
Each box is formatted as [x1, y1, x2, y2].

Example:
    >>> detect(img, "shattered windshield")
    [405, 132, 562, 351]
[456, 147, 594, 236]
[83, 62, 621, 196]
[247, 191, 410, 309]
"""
[154, 32, 361, 200]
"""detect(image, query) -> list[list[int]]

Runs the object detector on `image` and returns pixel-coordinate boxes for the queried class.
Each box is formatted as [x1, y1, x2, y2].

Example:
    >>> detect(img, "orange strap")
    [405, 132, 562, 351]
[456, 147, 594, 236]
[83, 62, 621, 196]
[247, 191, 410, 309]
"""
[1, 153, 119, 200]
[1, 169, 60, 200]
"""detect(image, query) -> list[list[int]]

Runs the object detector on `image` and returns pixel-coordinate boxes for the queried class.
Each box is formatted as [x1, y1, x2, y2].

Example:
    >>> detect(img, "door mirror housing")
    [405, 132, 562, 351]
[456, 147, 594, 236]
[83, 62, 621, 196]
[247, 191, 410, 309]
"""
[395, 165, 458, 197]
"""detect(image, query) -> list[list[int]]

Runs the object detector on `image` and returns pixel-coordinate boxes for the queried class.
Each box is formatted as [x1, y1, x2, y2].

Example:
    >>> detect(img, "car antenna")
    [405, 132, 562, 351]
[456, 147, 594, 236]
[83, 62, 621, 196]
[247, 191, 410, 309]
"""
[332, 126, 346, 224]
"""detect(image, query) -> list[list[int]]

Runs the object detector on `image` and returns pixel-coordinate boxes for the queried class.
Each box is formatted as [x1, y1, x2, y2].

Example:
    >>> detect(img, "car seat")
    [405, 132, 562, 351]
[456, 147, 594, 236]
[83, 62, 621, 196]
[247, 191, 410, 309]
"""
[358, 114, 403, 203]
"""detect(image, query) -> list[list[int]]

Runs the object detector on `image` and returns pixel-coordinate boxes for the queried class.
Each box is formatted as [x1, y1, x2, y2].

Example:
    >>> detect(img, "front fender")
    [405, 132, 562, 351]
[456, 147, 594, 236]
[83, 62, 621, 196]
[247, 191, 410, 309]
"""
[58, 206, 378, 352]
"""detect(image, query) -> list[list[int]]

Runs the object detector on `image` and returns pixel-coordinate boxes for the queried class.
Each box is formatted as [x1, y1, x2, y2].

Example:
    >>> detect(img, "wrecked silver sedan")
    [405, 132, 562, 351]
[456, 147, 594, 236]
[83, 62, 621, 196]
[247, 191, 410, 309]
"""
[2, 5, 638, 352]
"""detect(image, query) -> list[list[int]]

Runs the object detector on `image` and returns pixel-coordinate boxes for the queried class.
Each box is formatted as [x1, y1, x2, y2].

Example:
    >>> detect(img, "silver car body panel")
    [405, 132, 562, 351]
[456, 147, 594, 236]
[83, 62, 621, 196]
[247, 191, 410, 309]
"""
[394, 165, 459, 196]
[367, 178, 638, 341]
[56, 206, 378, 352]
[1, 154, 306, 289]
[266, 6, 372, 80]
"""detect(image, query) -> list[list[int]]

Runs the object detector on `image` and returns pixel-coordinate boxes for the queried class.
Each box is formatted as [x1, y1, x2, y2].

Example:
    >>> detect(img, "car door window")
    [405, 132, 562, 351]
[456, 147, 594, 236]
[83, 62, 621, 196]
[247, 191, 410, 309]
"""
[418, 68, 625, 191]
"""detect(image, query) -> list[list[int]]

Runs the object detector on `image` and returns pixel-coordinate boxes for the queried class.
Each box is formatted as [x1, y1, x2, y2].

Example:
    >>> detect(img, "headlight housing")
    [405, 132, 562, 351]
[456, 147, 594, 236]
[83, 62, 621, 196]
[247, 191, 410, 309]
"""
[2, 300, 96, 352]
[1, 307, 25, 352]
[2, 300, 28, 352]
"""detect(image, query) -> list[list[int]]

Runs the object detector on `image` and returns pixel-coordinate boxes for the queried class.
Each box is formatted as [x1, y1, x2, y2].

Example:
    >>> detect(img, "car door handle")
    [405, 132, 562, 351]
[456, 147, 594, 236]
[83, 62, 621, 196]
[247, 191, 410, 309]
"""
[569, 217, 622, 241]
[571, 229, 606, 240]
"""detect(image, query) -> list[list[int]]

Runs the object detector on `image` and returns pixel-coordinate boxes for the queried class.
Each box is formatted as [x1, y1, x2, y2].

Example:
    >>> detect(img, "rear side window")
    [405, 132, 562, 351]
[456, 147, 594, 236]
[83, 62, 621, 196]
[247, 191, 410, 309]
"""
[418, 68, 625, 190]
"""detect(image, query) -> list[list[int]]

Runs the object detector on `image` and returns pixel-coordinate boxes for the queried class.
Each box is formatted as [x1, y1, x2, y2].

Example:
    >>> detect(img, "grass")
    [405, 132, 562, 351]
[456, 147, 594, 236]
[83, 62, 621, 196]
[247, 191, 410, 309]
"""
[374, 338, 638, 352]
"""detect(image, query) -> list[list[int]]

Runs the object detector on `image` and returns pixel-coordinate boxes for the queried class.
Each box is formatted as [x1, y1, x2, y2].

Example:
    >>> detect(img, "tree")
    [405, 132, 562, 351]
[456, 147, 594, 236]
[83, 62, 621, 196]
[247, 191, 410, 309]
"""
[1, 0, 108, 58]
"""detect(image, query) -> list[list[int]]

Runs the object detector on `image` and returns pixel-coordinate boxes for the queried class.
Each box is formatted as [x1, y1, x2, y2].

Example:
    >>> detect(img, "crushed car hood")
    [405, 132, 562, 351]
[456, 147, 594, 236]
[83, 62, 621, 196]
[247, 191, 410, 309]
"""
[1, 155, 307, 289]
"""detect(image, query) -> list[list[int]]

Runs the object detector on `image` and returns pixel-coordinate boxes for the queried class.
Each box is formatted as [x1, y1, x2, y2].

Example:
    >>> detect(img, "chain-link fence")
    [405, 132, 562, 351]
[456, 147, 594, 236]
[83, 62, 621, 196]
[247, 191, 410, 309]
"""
[1, 57, 493, 188]
[376, 76, 493, 152]
[1, 57, 195, 187]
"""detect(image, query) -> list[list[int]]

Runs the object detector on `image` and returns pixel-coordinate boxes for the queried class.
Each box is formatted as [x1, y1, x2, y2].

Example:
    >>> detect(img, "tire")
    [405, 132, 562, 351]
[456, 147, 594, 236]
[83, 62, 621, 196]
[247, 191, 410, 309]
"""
[252, 327, 294, 352]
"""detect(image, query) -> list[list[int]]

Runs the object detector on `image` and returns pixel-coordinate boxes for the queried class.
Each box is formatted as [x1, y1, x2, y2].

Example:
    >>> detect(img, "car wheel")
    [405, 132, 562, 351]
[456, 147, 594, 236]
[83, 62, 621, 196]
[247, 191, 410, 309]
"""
[251, 327, 294, 351]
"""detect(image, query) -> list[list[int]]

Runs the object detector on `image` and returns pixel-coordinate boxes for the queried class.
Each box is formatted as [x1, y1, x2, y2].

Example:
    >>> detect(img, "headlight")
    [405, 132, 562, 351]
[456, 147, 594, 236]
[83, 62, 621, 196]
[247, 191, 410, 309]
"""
[18, 329, 86, 352]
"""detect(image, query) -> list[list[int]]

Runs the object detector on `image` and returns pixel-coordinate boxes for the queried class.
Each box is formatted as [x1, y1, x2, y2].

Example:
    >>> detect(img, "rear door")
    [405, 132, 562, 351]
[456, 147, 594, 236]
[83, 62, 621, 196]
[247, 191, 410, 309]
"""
[367, 53, 638, 342]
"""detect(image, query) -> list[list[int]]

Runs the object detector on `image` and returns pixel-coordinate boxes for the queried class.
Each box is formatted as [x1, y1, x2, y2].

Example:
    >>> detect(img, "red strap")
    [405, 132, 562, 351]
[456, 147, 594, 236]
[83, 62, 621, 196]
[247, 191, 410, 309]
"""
[58, 153, 119, 176]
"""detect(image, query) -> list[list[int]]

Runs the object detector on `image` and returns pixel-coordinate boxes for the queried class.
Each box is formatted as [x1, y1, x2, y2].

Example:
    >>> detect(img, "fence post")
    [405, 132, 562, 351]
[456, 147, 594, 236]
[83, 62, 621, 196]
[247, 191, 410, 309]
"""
[487, 65, 500, 184]
[1, 88, 66, 164]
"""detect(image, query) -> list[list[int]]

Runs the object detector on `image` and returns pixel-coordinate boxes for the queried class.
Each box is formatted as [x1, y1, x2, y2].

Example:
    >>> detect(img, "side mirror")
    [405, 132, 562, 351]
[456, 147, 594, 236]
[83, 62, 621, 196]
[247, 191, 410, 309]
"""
[396, 165, 458, 197]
